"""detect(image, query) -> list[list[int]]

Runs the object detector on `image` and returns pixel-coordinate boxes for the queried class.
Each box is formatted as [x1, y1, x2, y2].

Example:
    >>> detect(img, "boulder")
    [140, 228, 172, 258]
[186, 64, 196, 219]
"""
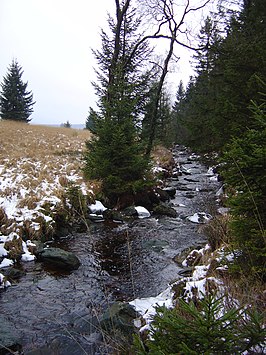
[153, 203, 177, 218]
[163, 187, 176, 198]
[122, 206, 139, 218]
[100, 302, 139, 339]
[103, 209, 124, 222]
[0, 316, 22, 354]
[38, 247, 80, 270]
[155, 188, 170, 202]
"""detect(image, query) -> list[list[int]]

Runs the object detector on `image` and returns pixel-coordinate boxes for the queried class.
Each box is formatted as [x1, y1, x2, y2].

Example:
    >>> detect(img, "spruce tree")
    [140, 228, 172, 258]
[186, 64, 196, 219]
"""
[0, 59, 35, 122]
[142, 83, 173, 147]
[176, 0, 266, 153]
[84, 1, 153, 205]
[221, 86, 266, 277]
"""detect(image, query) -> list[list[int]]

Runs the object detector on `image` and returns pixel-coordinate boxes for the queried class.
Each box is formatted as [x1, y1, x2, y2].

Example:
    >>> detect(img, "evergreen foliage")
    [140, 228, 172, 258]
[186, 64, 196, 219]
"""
[221, 87, 266, 277]
[135, 294, 266, 354]
[173, 0, 266, 153]
[61, 120, 71, 128]
[0, 59, 35, 122]
[142, 83, 173, 147]
[85, 107, 98, 133]
[84, 3, 153, 205]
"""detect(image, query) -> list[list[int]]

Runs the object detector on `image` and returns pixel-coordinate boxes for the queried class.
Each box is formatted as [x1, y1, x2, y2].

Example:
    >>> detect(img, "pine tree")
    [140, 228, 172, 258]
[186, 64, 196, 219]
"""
[135, 294, 266, 354]
[221, 84, 266, 277]
[0, 59, 35, 122]
[172, 79, 191, 145]
[85, 107, 98, 133]
[142, 83, 173, 147]
[84, 1, 153, 205]
[174, 0, 266, 153]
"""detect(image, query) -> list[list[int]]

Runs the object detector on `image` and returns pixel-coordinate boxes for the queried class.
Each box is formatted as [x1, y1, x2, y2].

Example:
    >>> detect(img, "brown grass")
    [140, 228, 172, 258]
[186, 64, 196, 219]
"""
[0, 120, 92, 238]
[0, 120, 91, 161]
[151, 145, 175, 169]
[0, 120, 91, 191]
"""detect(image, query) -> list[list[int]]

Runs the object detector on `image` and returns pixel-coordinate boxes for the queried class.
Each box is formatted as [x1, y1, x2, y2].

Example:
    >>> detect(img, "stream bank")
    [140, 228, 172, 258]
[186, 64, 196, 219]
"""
[0, 145, 221, 354]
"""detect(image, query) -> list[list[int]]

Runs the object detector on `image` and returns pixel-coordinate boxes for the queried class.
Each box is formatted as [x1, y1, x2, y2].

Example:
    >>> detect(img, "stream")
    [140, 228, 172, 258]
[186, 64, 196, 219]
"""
[0, 146, 221, 355]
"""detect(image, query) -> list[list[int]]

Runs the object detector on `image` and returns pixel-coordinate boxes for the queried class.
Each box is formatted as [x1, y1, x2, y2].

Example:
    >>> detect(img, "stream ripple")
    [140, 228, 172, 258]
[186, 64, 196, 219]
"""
[0, 146, 221, 354]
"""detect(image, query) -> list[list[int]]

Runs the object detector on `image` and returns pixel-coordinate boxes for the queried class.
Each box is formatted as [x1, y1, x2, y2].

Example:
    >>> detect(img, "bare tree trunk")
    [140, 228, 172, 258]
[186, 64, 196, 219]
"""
[107, 0, 131, 104]
[145, 29, 176, 155]
[134, 0, 212, 155]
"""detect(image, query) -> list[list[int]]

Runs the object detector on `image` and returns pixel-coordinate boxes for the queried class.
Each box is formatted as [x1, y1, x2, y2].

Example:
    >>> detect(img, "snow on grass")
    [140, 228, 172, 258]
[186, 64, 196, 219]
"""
[0, 120, 92, 276]
[0, 272, 11, 289]
[130, 286, 174, 331]
[0, 258, 14, 268]
[0, 244, 8, 257]
[21, 241, 36, 262]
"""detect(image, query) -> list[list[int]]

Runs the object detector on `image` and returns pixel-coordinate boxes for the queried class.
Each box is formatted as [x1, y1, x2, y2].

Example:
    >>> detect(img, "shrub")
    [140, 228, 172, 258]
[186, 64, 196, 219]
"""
[221, 94, 266, 278]
[134, 294, 266, 354]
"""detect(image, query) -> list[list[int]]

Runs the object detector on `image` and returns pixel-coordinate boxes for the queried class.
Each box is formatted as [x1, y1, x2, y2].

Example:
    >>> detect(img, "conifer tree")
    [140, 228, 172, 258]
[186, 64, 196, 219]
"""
[176, 0, 266, 153]
[0, 59, 35, 122]
[142, 83, 173, 147]
[221, 86, 266, 277]
[84, 1, 153, 205]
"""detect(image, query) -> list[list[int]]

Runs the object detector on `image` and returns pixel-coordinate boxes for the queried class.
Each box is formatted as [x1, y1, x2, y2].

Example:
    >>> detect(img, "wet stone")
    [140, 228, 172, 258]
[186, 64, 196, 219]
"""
[2, 267, 26, 281]
[0, 145, 222, 354]
[142, 239, 169, 252]
[0, 315, 22, 355]
[100, 302, 139, 338]
[38, 247, 81, 270]
[153, 203, 177, 218]
[163, 186, 176, 198]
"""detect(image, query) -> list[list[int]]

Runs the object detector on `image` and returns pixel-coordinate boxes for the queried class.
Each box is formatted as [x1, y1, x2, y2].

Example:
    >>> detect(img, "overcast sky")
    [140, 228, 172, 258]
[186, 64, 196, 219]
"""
[0, 0, 205, 125]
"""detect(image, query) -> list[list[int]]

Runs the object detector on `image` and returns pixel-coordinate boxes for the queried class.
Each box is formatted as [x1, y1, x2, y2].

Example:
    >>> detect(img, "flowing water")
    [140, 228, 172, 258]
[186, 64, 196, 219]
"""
[0, 146, 221, 354]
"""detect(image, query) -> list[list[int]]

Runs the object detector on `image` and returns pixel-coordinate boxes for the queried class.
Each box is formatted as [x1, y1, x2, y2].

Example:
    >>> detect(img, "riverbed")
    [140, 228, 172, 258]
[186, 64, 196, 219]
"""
[0, 146, 221, 354]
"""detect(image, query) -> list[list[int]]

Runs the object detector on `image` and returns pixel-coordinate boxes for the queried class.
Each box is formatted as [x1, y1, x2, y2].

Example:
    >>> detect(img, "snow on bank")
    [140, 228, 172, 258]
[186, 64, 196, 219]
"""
[130, 243, 225, 334]
[0, 272, 11, 289]
[130, 286, 174, 331]
[88, 200, 107, 214]
[187, 212, 212, 224]
[135, 206, 151, 219]
[0, 156, 93, 283]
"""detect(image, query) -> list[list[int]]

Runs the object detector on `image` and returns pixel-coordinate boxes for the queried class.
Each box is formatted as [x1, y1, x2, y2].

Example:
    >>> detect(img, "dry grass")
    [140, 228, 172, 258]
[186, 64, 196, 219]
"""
[0, 120, 90, 164]
[0, 120, 91, 191]
[0, 120, 92, 238]
[151, 145, 175, 170]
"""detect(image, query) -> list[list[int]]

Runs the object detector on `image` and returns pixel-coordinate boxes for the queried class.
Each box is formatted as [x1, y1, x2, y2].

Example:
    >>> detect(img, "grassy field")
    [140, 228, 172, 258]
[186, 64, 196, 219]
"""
[0, 120, 92, 240]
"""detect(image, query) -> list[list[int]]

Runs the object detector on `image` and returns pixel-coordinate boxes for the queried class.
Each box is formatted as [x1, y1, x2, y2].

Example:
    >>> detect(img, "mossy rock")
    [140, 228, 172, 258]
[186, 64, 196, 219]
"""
[38, 247, 80, 270]
[153, 203, 177, 218]
[100, 302, 139, 339]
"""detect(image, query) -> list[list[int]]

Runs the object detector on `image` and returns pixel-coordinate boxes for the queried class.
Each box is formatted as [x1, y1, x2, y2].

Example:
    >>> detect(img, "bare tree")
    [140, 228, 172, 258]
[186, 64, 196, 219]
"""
[133, 0, 212, 154]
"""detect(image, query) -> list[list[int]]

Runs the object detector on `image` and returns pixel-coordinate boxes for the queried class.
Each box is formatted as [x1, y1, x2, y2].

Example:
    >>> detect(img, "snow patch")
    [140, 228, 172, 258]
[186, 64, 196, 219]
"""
[187, 212, 212, 224]
[21, 241, 36, 262]
[0, 273, 11, 289]
[0, 258, 14, 268]
[135, 206, 150, 219]
[88, 200, 107, 214]
[0, 244, 8, 257]
[130, 286, 173, 329]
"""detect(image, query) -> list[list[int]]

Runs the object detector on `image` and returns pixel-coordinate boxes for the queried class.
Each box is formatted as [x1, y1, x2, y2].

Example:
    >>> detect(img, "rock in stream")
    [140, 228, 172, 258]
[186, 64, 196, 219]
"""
[0, 145, 221, 354]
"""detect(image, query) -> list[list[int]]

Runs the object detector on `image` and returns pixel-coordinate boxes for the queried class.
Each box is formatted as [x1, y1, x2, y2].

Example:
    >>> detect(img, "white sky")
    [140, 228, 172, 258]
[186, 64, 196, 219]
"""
[0, 0, 207, 125]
